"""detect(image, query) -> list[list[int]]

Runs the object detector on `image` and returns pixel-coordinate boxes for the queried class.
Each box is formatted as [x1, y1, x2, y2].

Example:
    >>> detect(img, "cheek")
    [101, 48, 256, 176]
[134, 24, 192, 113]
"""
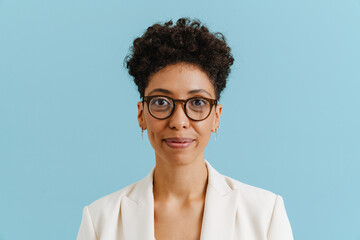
[194, 118, 214, 139]
[202, 113, 216, 130]
[144, 113, 165, 142]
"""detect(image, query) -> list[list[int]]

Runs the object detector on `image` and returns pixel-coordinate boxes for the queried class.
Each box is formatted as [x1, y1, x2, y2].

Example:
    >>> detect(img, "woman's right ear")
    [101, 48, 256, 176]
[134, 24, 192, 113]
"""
[137, 101, 146, 130]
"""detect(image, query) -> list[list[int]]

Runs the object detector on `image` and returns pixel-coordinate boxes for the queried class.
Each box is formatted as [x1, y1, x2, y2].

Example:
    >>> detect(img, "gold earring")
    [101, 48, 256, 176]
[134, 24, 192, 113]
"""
[215, 126, 219, 141]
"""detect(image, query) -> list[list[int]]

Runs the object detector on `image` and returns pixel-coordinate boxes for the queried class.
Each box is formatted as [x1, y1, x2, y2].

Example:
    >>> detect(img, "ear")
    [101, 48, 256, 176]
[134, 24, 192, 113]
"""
[211, 103, 222, 133]
[137, 101, 146, 130]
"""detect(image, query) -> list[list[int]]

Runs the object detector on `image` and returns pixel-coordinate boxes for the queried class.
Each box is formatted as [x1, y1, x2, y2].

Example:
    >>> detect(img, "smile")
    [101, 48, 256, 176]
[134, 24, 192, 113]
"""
[163, 138, 194, 149]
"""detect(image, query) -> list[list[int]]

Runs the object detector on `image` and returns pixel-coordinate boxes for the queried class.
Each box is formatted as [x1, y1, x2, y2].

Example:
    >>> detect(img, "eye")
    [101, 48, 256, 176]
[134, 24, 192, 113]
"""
[189, 98, 207, 107]
[149, 96, 172, 112]
[153, 97, 170, 106]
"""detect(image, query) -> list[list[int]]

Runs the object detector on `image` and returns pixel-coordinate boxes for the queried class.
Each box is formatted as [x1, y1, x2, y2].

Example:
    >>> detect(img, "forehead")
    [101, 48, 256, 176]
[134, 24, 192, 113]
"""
[145, 63, 215, 98]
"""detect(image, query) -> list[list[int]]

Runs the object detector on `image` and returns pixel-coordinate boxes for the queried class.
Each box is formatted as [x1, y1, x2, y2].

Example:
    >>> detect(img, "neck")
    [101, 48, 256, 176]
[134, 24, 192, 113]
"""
[153, 156, 208, 203]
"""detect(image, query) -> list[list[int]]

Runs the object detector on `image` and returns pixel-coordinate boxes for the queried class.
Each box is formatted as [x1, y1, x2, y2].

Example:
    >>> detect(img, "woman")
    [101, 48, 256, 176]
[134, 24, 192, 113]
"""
[76, 18, 293, 240]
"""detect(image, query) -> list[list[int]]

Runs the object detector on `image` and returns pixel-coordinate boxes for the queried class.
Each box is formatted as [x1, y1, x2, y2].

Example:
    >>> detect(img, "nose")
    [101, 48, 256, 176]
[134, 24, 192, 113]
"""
[168, 102, 190, 130]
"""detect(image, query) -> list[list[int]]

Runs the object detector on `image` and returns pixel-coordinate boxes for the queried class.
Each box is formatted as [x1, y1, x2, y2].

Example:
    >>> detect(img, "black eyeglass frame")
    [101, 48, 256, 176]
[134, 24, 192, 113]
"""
[142, 95, 218, 121]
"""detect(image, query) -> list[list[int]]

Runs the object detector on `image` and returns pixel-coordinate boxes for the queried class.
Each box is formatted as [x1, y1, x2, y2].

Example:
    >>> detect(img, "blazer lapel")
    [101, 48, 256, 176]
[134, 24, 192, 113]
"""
[200, 161, 238, 240]
[121, 169, 155, 240]
[120, 162, 238, 240]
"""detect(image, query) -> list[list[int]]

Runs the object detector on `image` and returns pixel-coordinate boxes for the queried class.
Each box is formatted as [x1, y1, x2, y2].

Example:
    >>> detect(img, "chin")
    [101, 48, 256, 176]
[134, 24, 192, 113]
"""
[157, 152, 202, 166]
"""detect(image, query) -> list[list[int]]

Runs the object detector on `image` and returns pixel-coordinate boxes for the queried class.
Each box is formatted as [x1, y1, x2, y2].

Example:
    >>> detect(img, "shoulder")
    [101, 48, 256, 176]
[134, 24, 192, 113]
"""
[224, 174, 277, 201]
[77, 181, 142, 240]
[223, 174, 279, 213]
[86, 182, 134, 215]
[84, 168, 154, 222]
[219, 174, 293, 239]
[206, 161, 278, 207]
[206, 161, 283, 220]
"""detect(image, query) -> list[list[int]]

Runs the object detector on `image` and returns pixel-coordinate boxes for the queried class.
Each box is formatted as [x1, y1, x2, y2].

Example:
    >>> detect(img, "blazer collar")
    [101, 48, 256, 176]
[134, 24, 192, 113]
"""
[121, 161, 238, 240]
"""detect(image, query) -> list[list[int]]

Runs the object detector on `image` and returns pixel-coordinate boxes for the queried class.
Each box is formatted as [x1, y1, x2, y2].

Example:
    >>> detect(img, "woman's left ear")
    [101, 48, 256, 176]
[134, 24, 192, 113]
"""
[212, 104, 222, 132]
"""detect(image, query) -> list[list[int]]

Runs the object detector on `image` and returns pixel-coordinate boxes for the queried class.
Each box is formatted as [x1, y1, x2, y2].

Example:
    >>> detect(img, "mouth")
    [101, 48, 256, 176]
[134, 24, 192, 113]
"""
[163, 138, 195, 149]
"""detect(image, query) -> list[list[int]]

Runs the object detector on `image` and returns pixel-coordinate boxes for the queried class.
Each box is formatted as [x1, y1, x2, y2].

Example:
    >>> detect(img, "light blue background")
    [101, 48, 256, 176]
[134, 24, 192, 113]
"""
[1, 0, 359, 239]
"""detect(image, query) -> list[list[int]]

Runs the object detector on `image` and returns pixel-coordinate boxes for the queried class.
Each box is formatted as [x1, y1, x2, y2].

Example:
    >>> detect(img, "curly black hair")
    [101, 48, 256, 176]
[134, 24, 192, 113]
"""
[125, 17, 234, 100]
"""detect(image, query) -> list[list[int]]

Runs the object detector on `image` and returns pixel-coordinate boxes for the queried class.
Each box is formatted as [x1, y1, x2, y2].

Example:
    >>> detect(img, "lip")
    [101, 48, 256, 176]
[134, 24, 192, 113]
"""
[163, 138, 195, 149]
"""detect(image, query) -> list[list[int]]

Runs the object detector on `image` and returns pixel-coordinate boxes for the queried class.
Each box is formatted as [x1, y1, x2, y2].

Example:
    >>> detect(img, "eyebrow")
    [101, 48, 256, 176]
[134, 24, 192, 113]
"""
[188, 89, 212, 97]
[147, 88, 213, 97]
[147, 88, 172, 95]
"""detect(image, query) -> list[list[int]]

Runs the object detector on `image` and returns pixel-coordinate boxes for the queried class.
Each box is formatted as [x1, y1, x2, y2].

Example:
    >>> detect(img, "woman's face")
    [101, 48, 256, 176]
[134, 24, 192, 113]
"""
[137, 63, 222, 166]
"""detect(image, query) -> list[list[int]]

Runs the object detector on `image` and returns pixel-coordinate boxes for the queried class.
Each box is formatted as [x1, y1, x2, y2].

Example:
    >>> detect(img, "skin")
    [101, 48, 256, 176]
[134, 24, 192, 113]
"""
[137, 62, 222, 240]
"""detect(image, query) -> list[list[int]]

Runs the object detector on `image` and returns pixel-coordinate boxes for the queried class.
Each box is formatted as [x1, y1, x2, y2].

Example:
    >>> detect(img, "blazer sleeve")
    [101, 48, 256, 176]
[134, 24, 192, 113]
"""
[76, 206, 98, 240]
[267, 195, 294, 240]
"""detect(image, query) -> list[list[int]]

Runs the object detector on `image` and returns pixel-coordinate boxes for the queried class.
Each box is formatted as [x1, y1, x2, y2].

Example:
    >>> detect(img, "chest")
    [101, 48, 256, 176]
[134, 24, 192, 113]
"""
[154, 200, 205, 240]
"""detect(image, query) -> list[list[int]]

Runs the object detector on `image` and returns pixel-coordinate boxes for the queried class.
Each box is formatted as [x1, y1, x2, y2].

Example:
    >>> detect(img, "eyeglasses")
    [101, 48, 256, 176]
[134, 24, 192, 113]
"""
[143, 95, 217, 121]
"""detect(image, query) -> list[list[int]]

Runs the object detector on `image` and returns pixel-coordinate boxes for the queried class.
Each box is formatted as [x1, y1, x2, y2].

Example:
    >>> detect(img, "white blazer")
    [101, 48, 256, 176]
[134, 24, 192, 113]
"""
[77, 161, 293, 240]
